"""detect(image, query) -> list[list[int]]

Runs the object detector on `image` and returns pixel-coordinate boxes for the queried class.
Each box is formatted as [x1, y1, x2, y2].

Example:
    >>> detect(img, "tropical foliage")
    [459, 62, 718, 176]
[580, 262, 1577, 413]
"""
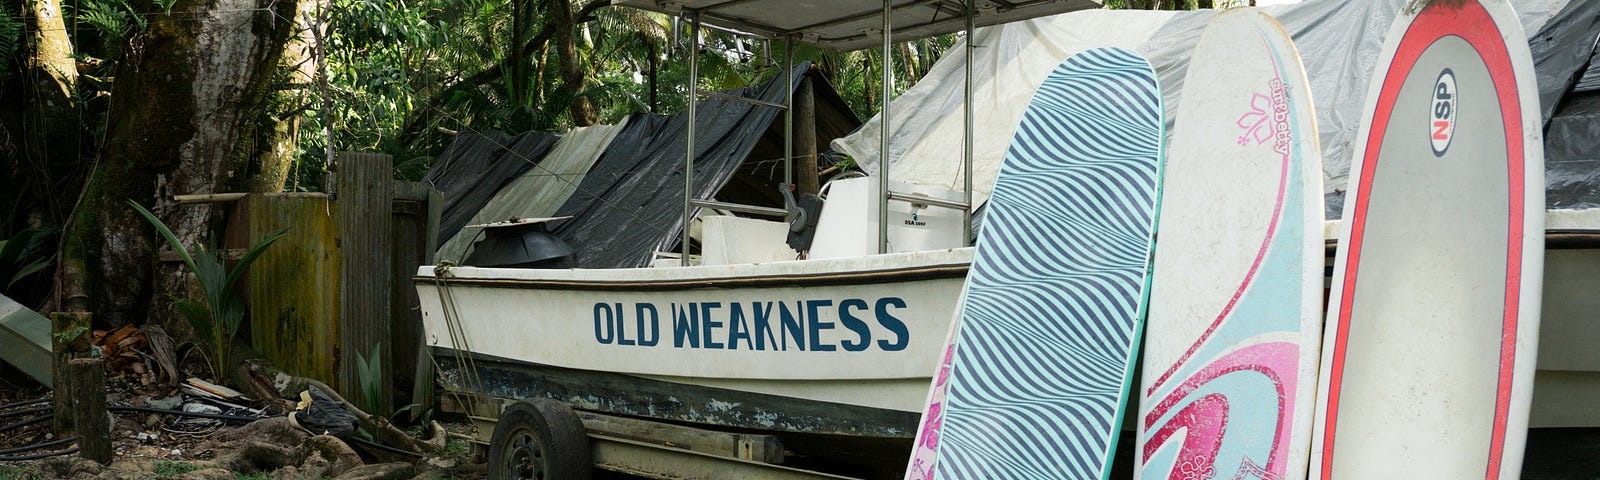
[0, 226, 55, 301]
[287, 0, 961, 190]
[129, 200, 287, 380]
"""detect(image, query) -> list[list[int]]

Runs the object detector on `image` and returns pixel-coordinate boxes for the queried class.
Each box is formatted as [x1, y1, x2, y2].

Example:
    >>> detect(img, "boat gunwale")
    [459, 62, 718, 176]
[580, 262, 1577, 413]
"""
[414, 262, 970, 291]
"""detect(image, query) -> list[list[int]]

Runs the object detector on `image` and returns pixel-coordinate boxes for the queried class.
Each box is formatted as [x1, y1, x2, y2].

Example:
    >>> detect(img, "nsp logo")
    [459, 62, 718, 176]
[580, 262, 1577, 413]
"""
[1430, 68, 1457, 157]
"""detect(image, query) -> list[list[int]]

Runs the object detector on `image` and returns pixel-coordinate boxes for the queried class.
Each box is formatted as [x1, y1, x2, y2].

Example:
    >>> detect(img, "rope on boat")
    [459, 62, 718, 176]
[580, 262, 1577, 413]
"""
[430, 262, 489, 418]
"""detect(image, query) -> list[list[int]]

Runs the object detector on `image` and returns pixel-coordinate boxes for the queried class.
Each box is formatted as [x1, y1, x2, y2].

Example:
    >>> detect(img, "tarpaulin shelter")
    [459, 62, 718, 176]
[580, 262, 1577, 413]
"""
[834, 0, 1600, 218]
[424, 62, 861, 267]
[433, 122, 627, 263]
[548, 63, 859, 268]
[423, 131, 561, 243]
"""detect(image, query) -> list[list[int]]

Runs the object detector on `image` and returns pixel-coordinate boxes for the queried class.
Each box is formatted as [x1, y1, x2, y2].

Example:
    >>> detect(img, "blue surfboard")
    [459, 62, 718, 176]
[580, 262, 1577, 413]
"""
[906, 47, 1164, 480]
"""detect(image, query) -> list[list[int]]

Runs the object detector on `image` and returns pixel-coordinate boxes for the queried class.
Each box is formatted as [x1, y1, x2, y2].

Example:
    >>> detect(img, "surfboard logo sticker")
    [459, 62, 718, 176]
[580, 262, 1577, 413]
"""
[1236, 79, 1292, 156]
[1430, 68, 1457, 156]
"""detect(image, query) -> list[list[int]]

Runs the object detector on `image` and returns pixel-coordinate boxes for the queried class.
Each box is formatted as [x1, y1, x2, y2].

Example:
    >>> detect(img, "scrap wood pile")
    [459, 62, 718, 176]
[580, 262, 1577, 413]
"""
[5, 322, 459, 477]
[91, 324, 180, 394]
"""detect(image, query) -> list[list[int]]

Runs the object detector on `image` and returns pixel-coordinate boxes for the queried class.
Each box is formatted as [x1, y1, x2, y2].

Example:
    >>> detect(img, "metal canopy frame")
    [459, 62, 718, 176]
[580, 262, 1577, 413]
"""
[667, 0, 1100, 264]
[617, 0, 1100, 52]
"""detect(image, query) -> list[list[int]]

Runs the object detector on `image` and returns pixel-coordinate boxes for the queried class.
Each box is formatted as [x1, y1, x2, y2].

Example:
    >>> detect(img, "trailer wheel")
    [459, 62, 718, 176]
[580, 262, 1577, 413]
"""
[488, 398, 591, 480]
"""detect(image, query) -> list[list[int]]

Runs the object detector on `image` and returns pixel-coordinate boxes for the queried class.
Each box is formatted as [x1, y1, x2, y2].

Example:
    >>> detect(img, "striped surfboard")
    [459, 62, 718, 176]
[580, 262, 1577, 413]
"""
[905, 47, 1164, 480]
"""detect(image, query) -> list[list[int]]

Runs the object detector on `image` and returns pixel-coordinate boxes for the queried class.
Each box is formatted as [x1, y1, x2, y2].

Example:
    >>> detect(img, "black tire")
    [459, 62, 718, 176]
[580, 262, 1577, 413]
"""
[487, 398, 591, 480]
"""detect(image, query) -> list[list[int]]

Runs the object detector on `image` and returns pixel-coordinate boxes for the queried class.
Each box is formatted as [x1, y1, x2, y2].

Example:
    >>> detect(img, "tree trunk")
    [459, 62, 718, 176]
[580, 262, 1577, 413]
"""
[551, 0, 596, 126]
[239, 0, 325, 194]
[0, 0, 81, 231]
[646, 39, 659, 113]
[58, 0, 305, 327]
[510, 0, 529, 104]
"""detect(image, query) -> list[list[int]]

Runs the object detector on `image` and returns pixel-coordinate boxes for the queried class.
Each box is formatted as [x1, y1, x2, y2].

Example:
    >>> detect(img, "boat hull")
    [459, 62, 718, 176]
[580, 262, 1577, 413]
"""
[416, 248, 972, 436]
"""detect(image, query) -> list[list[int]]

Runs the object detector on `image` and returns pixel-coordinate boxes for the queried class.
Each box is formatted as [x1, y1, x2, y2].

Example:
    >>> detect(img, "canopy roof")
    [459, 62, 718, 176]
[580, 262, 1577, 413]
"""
[613, 0, 1102, 51]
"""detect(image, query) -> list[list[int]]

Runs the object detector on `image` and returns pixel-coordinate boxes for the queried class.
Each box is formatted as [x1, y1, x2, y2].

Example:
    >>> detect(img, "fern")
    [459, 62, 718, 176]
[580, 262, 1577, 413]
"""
[0, 10, 21, 81]
[73, 0, 147, 45]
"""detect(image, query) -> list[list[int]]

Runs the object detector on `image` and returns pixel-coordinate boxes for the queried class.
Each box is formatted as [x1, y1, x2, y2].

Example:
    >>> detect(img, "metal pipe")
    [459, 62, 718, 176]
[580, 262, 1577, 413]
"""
[683, 10, 702, 267]
[688, 200, 789, 218]
[695, 90, 789, 109]
[784, 35, 795, 190]
[963, 0, 975, 246]
[887, 191, 970, 212]
[879, 0, 893, 254]
[791, 0, 942, 35]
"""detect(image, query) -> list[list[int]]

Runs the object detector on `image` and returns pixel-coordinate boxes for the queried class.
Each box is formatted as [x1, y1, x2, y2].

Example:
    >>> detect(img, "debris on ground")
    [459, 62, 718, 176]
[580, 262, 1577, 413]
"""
[0, 364, 482, 479]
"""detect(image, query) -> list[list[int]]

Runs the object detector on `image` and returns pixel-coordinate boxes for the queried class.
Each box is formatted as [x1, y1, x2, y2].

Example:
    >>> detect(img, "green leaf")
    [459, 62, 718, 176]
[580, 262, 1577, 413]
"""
[7, 259, 53, 290]
[127, 201, 199, 275]
[172, 298, 214, 342]
[223, 227, 288, 291]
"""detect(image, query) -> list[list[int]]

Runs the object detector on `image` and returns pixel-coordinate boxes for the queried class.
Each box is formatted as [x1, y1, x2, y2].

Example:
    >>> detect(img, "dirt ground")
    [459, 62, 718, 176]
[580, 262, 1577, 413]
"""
[6, 361, 1600, 479]
[0, 366, 486, 480]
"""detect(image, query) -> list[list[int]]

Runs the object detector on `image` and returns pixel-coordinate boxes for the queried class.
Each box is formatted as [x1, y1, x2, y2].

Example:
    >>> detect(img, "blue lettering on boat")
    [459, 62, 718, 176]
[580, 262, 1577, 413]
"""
[592, 297, 915, 352]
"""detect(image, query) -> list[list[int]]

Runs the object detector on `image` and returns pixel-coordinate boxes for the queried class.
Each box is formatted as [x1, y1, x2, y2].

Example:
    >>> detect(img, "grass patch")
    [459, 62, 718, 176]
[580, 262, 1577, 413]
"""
[154, 461, 201, 477]
[0, 465, 42, 480]
[442, 440, 469, 458]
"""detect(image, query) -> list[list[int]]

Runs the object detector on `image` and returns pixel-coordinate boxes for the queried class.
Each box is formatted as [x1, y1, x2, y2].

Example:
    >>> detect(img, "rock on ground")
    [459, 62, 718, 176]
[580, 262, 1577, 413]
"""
[332, 462, 415, 480]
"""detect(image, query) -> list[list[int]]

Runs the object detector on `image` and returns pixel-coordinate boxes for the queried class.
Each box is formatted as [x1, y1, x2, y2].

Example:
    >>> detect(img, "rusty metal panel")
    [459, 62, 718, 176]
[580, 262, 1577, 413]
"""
[228, 193, 341, 388]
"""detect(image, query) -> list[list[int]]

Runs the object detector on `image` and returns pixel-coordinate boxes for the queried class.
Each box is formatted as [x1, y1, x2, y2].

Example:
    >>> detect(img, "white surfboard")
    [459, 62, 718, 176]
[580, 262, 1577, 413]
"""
[1137, 8, 1324, 480]
[1310, 1, 1544, 479]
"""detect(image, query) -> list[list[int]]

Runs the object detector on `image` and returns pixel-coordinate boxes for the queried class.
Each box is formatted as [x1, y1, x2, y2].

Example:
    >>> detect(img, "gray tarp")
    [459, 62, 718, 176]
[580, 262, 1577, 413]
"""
[435, 121, 628, 263]
[548, 63, 819, 268]
[423, 131, 561, 242]
[836, 0, 1600, 218]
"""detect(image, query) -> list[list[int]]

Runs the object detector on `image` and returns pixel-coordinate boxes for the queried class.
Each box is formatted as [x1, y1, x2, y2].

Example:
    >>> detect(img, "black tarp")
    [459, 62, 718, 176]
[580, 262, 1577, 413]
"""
[549, 63, 819, 268]
[1547, 92, 1600, 209]
[423, 130, 562, 243]
[1534, 0, 1600, 209]
[1532, 0, 1600, 124]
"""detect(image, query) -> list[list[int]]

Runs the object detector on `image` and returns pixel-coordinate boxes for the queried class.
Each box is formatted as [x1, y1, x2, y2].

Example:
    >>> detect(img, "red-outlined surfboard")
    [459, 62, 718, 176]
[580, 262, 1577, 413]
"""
[1310, 1, 1544, 479]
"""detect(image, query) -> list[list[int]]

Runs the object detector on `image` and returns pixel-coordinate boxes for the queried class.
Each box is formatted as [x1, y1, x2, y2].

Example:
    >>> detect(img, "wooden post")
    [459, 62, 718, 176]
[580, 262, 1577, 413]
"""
[412, 187, 443, 419]
[337, 152, 394, 414]
[68, 358, 110, 464]
[51, 312, 91, 436]
[389, 181, 432, 414]
[795, 75, 820, 195]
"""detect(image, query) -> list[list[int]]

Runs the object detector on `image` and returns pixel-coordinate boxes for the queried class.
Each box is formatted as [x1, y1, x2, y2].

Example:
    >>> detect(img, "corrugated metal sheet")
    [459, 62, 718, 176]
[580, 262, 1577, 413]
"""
[227, 193, 342, 389]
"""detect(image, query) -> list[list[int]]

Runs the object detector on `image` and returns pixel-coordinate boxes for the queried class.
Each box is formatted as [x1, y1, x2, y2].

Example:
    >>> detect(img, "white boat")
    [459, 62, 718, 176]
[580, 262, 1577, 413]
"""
[417, 246, 970, 438]
[413, 3, 1600, 473]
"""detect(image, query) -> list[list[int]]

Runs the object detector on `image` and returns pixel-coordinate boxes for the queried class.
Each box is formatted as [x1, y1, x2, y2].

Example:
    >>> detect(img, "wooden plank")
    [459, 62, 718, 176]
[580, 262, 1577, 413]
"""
[228, 194, 341, 389]
[50, 312, 90, 436]
[336, 152, 394, 414]
[172, 193, 249, 204]
[67, 358, 110, 464]
[412, 186, 444, 418]
[392, 181, 433, 202]
[389, 181, 429, 412]
[795, 75, 820, 195]
[591, 435, 852, 480]
[422, 188, 441, 262]
[577, 411, 783, 464]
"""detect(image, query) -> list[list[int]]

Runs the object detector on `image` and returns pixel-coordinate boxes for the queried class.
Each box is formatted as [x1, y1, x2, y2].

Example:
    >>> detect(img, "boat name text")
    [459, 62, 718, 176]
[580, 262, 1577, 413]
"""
[591, 298, 910, 352]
